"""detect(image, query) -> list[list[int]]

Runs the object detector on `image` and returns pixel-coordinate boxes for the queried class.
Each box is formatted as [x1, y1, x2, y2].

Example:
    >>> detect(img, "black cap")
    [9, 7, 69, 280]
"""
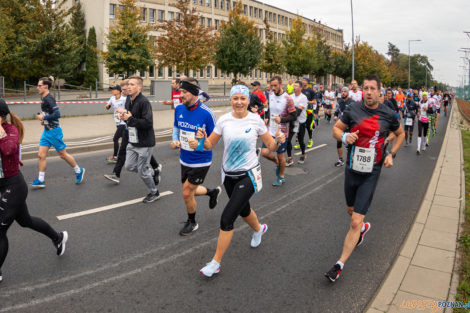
[0, 99, 10, 116]
[251, 81, 261, 86]
[109, 85, 122, 92]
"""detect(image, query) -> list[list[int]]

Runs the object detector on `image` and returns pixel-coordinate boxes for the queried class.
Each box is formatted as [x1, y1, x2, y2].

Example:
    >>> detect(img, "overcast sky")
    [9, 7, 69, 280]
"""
[267, 0, 470, 87]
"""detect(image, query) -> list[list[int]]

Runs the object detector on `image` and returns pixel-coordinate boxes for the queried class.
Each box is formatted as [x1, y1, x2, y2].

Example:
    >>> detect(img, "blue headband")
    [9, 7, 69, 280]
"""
[230, 85, 250, 98]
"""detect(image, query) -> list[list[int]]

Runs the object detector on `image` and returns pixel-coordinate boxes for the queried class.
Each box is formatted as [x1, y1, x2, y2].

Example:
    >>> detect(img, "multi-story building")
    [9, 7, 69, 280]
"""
[73, 0, 344, 87]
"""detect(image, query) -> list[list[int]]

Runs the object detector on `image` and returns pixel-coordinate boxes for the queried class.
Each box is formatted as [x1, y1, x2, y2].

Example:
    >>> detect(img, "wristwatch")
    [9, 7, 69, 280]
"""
[389, 151, 397, 158]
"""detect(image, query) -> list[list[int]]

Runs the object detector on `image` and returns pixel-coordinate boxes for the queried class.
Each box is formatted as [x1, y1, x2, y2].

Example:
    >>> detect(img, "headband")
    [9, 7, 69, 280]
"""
[180, 80, 200, 96]
[230, 85, 250, 98]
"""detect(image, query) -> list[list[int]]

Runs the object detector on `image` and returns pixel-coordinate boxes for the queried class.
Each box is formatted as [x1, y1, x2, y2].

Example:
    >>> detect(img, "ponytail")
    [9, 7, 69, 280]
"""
[8, 112, 24, 144]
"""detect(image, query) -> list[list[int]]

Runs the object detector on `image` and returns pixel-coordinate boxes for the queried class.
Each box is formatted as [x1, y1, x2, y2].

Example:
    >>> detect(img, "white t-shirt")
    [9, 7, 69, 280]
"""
[349, 90, 363, 102]
[108, 95, 126, 125]
[214, 112, 267, 173]
[419, 101, 430, 123]
[292, 93, 308, 124]
[268, 91, 295, 137]
[324, 90, 336, 105]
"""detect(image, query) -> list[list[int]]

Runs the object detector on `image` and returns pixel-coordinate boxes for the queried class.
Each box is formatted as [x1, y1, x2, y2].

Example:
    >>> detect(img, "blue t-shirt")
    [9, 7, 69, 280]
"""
[174, 102, 216, 167]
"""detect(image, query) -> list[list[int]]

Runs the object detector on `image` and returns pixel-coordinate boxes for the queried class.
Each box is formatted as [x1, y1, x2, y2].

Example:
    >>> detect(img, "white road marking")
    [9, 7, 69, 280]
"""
[294, 143, 327, 155]
[56, 191, 174, 220]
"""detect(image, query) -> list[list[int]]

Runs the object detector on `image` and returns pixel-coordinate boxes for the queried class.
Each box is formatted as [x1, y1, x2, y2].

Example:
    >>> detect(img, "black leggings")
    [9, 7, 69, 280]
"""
[286, 125, 295, 157]
[0, 173, 59, 269]
[220, 175, 254, 231]
[297, 122, 306, 155]
[113, 125, 127, 157]
[306, 114, 314, 139]
[417, 121, 429, 137]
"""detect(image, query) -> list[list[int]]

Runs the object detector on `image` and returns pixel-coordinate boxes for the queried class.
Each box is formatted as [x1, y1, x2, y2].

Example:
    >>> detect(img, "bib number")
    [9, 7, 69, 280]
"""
[248, 165, 262, 194]
[128, 127, 139, 144]
[351, 146, 375, 173]
[113, 113, 121, 123]
[180, 130, 195, 151]
[173, 99, 181, 106]
[405, 118, 413, 126]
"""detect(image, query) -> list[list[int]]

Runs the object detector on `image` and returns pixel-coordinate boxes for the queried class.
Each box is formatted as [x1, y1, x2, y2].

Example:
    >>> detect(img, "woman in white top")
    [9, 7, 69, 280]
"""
[417, 92, 431, 154]
[190, 85, 285, 277]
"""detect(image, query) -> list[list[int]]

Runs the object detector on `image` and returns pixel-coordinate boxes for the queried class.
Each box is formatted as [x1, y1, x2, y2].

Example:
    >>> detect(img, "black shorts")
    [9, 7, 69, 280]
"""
[444, 102, 449, 107]
[344, 168, 381, 215]
[436, 108, 440, 114]
[323, 104, 332, 110]
[181, 164, 210, 185]
[314, 108, 320, 115]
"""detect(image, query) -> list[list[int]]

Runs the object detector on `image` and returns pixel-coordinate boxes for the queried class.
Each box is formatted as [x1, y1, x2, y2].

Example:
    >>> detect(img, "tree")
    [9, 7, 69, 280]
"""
[67, 1, 87, 86]
[386, 42, 400, 64]
[310, 35, 332, 83]
[154, 0, 216, 73]
[354, 41, 391, 86]
[214, 1, 262, 84]
[331, 48, 352, 82]
[84, 27, 99, 88]
[102, 0, 154, 77]
[282, 16, 312, 78]
[259, 20, 285, 77]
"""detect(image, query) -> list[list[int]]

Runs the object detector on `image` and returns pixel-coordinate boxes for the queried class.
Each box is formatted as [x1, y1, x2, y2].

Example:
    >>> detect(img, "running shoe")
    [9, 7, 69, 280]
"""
[29, 179, 46, 188]
[286, 157, 294, 167]
[307, 139, 314, 148]
[106, 156, 118, 163]
[55, 231, 68, 256]
[180, 220, 199, 236]
[153, 163, 162, 186]
[0, 270, 3, 283]
[200, 260, 220, 277]
[75, 168, 86, 184]
[325, 264, 342, 282]
[294, 143, 300, 150]
[143, 190, 161, 203]
[334, 159, 344, 167]
[251, 224, 268, 248]
[298, 155, 306, 164]
[356, 222, 371, 247]
[208, 186, 222, 209]
[104, 173, 120, 184]
[272, 177, 284, 186]
[416, 150, 420, 155]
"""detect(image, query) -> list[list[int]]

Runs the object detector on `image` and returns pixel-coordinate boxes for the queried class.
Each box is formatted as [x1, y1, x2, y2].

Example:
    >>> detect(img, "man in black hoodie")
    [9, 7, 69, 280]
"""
[120, 76, 160, 203]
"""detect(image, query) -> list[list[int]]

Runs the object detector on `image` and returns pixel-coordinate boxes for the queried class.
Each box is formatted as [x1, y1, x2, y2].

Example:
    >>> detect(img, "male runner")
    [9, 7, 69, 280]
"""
[324, 86, 336, 123]
[325, 74, 404, 282]
[403, 93, 418, 146]
[300, 78, 316, 149]
[105, 84, 126, 163]
[286, 79, 294, 95]
[162, 78, 182, 107]
[348, 80, 363, 103]
[250, 81, 268, 119]
[30, 77, 85, 188]
[333, 87, 355, 167]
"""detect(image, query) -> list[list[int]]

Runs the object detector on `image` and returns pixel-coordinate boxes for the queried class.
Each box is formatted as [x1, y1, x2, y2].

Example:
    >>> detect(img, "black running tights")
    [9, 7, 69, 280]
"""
[220, 175, 254, 231]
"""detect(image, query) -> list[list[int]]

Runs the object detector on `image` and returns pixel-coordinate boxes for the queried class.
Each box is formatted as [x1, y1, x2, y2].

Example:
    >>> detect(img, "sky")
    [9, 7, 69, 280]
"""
[266, 0, 470, 87]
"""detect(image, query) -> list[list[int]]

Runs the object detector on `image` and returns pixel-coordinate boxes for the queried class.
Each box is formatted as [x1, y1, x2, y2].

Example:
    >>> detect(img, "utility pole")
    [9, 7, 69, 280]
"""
[350, 0, 355, 81]
[408, 39, 421, 89]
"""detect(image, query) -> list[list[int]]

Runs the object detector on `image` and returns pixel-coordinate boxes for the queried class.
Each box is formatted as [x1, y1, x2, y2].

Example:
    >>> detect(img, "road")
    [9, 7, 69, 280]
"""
[0, 111, 449, 313]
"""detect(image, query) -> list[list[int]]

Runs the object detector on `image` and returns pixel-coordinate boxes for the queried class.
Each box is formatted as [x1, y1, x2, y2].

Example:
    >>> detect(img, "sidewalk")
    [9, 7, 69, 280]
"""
[366, 103, 464, 313]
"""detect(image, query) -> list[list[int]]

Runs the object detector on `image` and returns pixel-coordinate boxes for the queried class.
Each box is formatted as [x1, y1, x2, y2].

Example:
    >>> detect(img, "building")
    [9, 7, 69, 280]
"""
[73, 0, 344, 86]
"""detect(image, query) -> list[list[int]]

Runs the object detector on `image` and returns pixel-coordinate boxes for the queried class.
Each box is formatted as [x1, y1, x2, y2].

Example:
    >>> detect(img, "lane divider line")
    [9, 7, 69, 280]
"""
[294, 143, 327, 155]
[56, 191, 174, 220]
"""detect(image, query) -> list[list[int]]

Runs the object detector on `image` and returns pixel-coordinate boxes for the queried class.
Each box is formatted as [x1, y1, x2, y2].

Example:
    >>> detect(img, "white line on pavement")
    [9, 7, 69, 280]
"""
[56, 191, 174, 220]
[294, 143, 327, 155]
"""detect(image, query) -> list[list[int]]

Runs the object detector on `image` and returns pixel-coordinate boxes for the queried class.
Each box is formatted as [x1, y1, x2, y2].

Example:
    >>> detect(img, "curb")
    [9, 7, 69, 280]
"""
[365, 100, 463, 313]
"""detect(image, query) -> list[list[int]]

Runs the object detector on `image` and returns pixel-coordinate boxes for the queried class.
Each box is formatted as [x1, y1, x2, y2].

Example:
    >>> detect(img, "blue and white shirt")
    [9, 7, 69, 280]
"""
[174, 102, 216, 167]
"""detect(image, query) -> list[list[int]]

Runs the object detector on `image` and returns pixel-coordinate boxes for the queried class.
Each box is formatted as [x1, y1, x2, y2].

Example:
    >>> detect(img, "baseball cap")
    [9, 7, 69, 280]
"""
[109, 85, 122, 92]
[251, 81, 261, 86]
[0, 99, 10, 116]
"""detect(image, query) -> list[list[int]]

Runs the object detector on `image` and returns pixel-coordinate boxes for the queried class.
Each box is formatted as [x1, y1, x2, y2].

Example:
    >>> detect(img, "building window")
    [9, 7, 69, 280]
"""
[157, 67, 164, 78]
[220, 0, 224, 10]
[214, 0, 218, 9]
[206, 0, 210, 7]
[243, 5, 247, 15]
[158, 10, 164, 22]
[226, 0, 230, 10]
[109, 4, 115, 19]
[255, 69, 258, 78]
[168, 11, 174, 20]
[193, 0, 196, 3]
[140, 70, 146, 78]
[273, 13, 276, 24]
[207, 66, 211, 78]
[149, 66, 155, 78]
[200, 17, 205, 25]
[109, 72, 114, 78]
[215, 19, 219, 30]
[200, 68, 204, 78]
[176, 13, 181, 21]
[214, 66, 218, 78]
[207, 18, 212, 27]
[249, 6, 253, 17]
[254, 8, 257, 18]
[168, 67, 173, 78]
[193, 70, 197, 78]
[141, 8, 146, 22]
[259, 9, 262, 18]
[199, 0, 203, 5]
[149, 9, 155, 23]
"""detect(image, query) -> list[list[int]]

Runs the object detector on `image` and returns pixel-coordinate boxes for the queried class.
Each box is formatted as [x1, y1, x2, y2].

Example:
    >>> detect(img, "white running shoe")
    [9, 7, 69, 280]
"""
[251, 224, 268, 248]
[200, 260, 220, 277]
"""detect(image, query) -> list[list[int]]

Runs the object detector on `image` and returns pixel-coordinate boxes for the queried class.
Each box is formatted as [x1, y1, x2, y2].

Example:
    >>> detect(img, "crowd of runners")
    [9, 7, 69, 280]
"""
[0, 73, 453, 282]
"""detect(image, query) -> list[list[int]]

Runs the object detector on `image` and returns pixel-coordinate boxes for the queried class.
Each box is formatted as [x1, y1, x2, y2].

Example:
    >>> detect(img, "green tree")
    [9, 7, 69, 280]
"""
[84, 27, 99, 88]
[310, 35, 332, 83]
[214, 1, 262, 84]
[67, 1, 87, 85]
[154, 0, 216, 73]
[282, 16, 312, 78]
[386, 42, 400, 64]
[331, 48, 352, 81]
[354, 41, 391, 86]
[102, 0, 154, 77]
[259, 20, 285, 77]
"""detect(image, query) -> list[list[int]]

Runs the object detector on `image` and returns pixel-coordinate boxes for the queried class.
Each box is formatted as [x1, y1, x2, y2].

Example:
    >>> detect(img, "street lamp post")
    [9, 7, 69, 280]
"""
[408, 39, 421, 89]
[350, 0, 354, 81]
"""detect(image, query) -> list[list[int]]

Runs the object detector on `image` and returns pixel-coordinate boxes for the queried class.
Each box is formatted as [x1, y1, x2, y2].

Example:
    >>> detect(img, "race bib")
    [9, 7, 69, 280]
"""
[180, 129, 195, 151]
[128, 127, 139, 144]
[248, 165, 262, 194]
[173, 99, 181, 106]
[113, 113, 121, 123]
[293, 121, 299, 133]
[405, 118, 413, 126]
[351, 146, 375, 173]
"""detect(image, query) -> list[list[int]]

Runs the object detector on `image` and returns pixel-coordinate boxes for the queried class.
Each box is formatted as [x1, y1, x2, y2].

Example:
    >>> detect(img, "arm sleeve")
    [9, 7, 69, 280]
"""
[43, 98, 61, 120]
[172, 127, 180, 141]
[126, 100, 153, 129]
[0, 126, 19, 156]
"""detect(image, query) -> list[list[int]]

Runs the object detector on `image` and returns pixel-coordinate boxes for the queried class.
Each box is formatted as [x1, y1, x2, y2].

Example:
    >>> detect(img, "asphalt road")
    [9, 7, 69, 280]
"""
[0, 110, 450, 313]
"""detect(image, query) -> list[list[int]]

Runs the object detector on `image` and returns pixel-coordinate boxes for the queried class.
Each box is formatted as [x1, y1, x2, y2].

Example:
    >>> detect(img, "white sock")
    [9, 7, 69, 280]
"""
[417, 137, 421, 150]
[38, 172, 45, 182]
[361, 224, 365, 232]
[211, 259, 220, 266]
[336, 261, 344, 270]
[258, 224, 264, 233]
[73, 166, 81, 174]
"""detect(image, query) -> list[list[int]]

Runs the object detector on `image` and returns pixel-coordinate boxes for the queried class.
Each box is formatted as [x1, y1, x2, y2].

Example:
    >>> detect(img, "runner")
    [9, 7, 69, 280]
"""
[162, 78, 182, 107]
[384, 88, 399, 118]
[196, 85, 285, 277]
[170, 78, 221, 236]
[29, 77, 85, 188]
[325, 74, 404, 282]
[250, 81, 268, 120]
[286, 79, 294, 95]
[348, 80, 363, 102]
[261, 76, 296, 186]
[0, 99, 68, 283]
[313, 85, 322, 127]
[395, 88, 406, 119]
[104, 84, 127, 163]
[417, 92, 431, 154]
[333, 87, 355, 167]
[286, 81, 308, 166]
[443, 91, 451, 116]
[300, 78, 316, 149]
[324, 85, 336, 124]
[403, 93, 418, 146]
[120, 76, 160, 203]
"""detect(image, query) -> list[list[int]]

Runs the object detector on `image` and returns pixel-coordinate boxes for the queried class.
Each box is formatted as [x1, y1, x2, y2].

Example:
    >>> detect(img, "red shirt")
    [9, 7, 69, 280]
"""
[171, 89, 182, 106]
[253, 90, 267, 104]
[0, 123, 21, 179]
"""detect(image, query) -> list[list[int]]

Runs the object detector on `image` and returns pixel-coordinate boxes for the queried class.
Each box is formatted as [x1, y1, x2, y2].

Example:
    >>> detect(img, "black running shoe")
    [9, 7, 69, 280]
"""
[143, 190, 161, 203]
[55, 231, 68, 256]
[153, 164, 162, 186]
[104, 173, 120, 184]
[325, 264, 342, 282]
[209, 186, 222, 209]
[179, 220, 199, 236]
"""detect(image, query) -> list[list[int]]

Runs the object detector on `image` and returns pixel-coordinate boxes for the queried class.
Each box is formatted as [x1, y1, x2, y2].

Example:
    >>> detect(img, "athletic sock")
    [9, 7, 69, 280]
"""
[38, 172, 45, 182]
[73, 165, 81, 174]
[417, 137, 422, 150]
[336, 261, 344, 270]
[361, 224, 365, 232]
[188, 213, 196, 223]
[206, 188, 214, 196]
